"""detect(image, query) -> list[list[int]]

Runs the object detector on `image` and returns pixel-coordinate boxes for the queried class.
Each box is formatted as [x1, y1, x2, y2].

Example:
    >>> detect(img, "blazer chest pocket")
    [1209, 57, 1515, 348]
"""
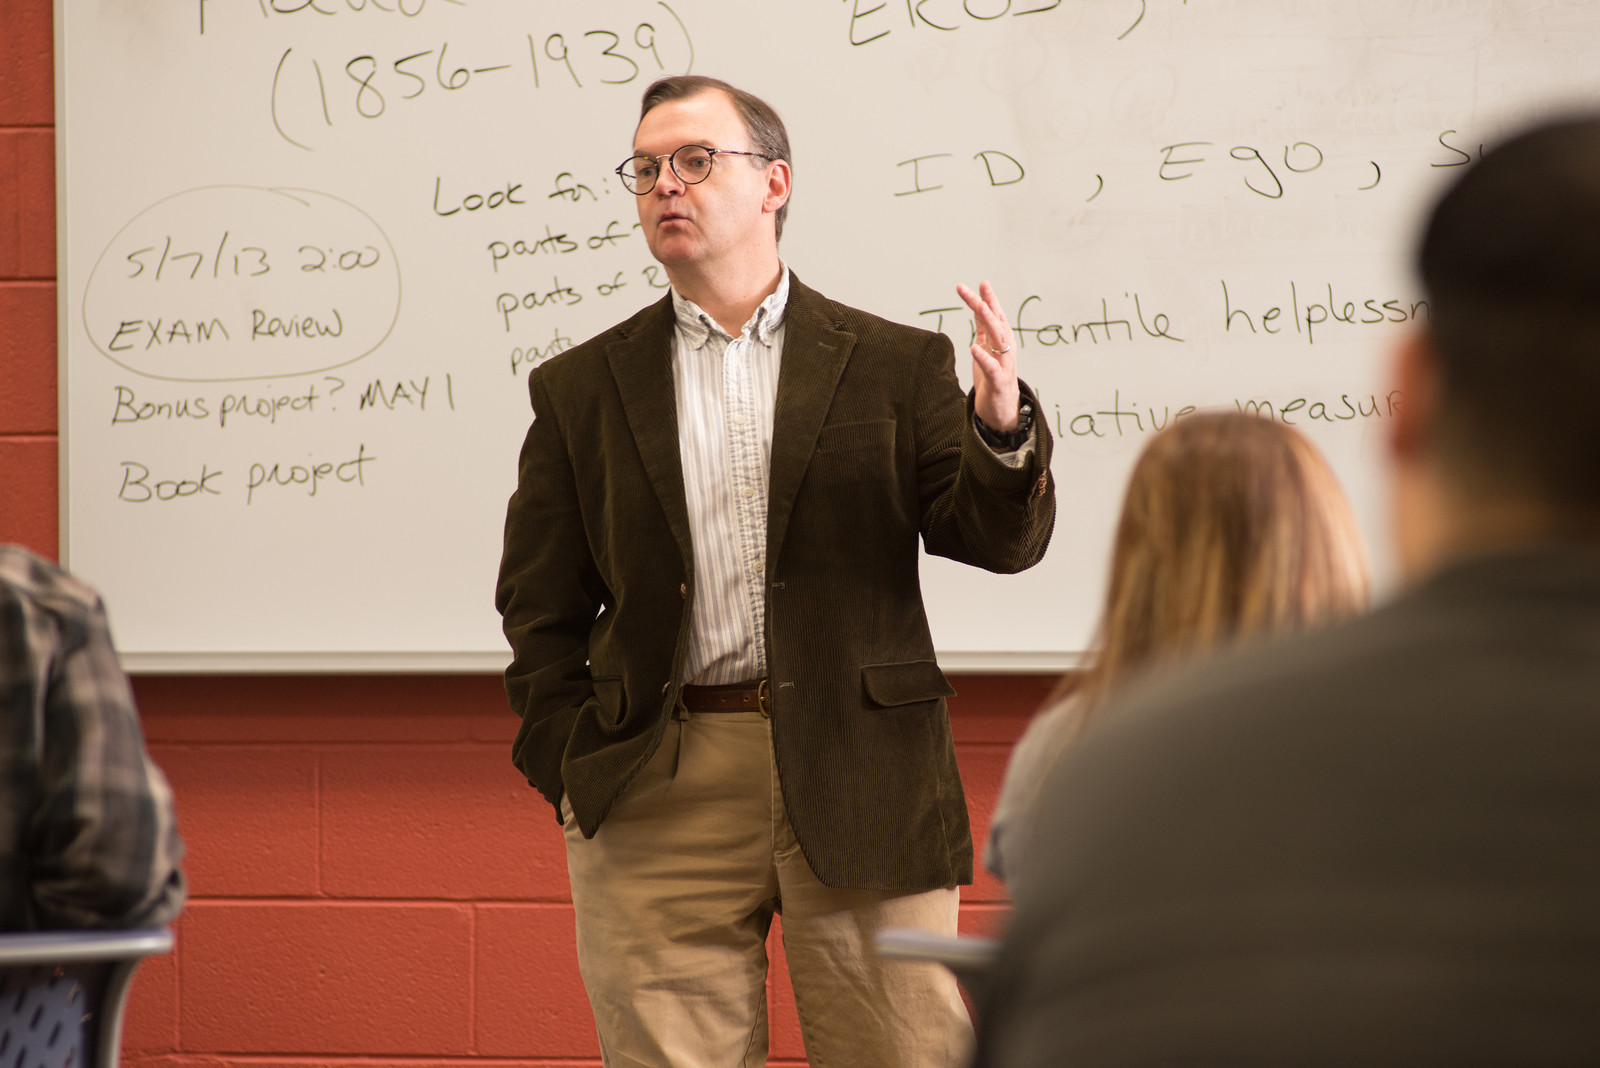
[861, 659, 956, 711]
[814, 420, 895, 485]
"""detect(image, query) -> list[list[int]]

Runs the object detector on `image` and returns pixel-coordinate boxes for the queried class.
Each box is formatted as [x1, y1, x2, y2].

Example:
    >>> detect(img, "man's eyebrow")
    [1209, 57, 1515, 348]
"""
[634, 141, 726, 152]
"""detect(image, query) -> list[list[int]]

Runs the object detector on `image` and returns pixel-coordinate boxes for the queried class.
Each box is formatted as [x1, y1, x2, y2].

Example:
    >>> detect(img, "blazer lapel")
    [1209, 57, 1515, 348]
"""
[606, 297, 694, 567]
[767, 277, 856, 566]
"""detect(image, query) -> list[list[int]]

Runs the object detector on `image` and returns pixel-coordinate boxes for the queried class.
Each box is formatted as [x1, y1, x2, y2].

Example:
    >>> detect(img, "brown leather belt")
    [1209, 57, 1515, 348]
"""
[679, 679, 770, 716]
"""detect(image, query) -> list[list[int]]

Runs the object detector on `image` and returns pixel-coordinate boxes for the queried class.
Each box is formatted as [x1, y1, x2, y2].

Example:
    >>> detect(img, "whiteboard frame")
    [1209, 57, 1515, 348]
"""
[66, 1, 1588, 673]
[113, 648, 1080, 675]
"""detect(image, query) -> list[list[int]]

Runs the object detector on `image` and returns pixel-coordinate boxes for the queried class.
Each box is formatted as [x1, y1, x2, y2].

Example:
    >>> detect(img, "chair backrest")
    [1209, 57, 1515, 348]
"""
[874, 928, 1001, 1006]
[0, 928, 173, 1068]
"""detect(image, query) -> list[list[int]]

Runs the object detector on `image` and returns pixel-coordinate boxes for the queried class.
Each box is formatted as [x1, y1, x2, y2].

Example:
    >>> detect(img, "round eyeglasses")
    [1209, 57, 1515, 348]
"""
[615, 144, 775, 195]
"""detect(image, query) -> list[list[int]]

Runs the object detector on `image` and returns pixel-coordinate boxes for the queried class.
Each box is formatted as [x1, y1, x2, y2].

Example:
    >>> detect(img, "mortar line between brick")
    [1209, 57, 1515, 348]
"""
[184, 897, 572, 908]
[314, 752, 324, 894]
[467, 902, 478, 1053]
[173, 900, 185, 1053]
[158, 1059, 608, 1066]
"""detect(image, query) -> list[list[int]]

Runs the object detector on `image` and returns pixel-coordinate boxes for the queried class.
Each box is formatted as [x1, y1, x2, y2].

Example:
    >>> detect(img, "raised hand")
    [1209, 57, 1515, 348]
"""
[956, 280, 1020, 432]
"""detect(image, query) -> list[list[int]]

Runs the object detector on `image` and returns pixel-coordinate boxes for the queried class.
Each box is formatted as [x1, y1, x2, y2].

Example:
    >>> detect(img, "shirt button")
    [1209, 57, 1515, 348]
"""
[733, 415, 748, 426]
[742, 486, 755, 499]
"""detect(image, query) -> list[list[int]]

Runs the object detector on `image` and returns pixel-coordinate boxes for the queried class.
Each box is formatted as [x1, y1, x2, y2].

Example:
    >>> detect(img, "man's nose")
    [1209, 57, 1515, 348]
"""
[653, 158, 688, 195]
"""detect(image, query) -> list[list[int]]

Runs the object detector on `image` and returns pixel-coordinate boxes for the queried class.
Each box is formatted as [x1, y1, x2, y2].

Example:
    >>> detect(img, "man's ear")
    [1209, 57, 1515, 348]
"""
[762, 159, 792, 215]
[1389, 327, 1441, 465]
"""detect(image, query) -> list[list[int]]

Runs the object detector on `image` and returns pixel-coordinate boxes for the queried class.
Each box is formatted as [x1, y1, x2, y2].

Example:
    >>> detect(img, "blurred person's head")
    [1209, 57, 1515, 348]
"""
[1392, 113, 1600, 575]
[1071, 412, 1370, 713]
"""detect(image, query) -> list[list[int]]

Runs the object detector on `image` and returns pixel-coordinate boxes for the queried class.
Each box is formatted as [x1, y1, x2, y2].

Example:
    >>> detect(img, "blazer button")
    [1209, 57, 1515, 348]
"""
[679, 583, 687, 599]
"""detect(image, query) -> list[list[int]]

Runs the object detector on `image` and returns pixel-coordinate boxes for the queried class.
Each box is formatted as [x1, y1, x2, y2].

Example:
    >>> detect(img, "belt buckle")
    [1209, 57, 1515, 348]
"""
[757, 678, 770, 717]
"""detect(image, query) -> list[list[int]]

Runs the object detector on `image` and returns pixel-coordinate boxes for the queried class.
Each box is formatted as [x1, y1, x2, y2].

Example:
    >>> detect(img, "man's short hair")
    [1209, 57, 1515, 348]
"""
[639, 76, 791, 241]
[1419, 113, 1600, 514]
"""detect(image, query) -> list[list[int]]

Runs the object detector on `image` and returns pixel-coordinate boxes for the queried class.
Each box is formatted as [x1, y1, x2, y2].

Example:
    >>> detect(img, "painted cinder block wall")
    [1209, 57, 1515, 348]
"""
[1, 3, 1054, 1061]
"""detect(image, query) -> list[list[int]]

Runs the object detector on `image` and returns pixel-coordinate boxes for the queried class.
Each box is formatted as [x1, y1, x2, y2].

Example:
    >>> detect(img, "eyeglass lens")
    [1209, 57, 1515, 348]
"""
[621, 146, 716, 193]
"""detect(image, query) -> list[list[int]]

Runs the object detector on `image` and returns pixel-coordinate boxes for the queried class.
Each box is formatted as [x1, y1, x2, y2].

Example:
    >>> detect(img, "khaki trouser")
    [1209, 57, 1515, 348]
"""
[562, 709, 974, 1067]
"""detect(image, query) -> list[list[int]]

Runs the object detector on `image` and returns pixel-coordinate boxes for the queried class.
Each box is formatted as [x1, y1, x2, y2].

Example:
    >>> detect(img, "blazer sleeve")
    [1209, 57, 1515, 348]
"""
[495, 366, 607, 816]
[914, 331, 1056, 573]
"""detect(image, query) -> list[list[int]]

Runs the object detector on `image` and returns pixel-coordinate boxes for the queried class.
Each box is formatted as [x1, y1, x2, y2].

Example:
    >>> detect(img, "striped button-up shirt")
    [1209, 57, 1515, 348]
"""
[670, 268, 790, 685]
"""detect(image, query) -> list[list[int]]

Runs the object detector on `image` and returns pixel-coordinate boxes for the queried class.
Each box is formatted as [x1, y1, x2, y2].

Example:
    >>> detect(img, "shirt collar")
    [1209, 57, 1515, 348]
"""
[670, 264, 790, 350]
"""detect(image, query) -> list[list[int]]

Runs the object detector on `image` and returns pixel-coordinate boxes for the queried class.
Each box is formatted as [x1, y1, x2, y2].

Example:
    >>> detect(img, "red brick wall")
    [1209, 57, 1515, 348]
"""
[0, 0, 57, 561]
[2, 2, 1052, 1061]
[118, 674, 1047, 1065]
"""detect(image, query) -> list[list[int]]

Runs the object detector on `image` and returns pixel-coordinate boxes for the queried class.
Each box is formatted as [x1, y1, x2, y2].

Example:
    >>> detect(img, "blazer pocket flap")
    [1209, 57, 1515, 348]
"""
[861, 660, 956, 707]
[590, 675, 625, 723]
[817, 419, 894, 453]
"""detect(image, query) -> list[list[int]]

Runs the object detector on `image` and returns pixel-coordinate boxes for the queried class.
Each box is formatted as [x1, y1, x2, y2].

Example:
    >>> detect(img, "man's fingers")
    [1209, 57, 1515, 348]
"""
[958, 281, 1013, 350]
[980, 288, 1011, 334]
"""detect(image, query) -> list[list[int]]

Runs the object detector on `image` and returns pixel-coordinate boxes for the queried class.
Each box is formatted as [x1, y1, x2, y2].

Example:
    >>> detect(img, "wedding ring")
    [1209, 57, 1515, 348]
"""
[989, 343, 1012, 356]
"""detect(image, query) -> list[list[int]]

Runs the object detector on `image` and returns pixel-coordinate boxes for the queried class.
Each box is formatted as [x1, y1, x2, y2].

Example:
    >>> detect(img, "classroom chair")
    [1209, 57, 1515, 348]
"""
[876, 927, 1001, 1007]
[0, 927, 173, 1068]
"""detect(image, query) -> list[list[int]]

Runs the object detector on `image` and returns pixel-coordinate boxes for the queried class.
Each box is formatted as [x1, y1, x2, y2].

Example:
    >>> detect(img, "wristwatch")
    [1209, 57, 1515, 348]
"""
[975, 400, 1034, 451]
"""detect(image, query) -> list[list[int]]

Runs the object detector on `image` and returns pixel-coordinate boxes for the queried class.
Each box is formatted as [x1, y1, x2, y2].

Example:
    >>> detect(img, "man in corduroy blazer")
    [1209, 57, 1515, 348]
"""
[497, 76, 1054, 1065]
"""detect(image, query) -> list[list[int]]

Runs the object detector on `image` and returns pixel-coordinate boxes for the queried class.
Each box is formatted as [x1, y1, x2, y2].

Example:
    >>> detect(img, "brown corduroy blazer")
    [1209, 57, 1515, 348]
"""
[496, 275, 1056, 891]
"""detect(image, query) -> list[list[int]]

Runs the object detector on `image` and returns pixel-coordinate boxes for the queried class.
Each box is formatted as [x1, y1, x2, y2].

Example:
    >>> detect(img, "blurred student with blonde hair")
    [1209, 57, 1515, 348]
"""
[986, 411, 1369, 885]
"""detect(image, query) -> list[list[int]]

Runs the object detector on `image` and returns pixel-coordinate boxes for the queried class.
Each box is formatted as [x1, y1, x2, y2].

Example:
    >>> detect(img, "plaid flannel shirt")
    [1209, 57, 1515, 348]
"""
[0, 545, 185, 930]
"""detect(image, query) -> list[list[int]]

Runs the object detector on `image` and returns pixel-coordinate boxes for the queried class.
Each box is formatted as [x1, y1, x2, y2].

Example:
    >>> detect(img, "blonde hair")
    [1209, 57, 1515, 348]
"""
[1064, 412, 1370, 716]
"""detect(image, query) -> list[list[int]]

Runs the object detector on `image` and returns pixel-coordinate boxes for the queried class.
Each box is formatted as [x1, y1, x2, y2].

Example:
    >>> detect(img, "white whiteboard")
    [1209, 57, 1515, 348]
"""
[57, 0, 1600, 672]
